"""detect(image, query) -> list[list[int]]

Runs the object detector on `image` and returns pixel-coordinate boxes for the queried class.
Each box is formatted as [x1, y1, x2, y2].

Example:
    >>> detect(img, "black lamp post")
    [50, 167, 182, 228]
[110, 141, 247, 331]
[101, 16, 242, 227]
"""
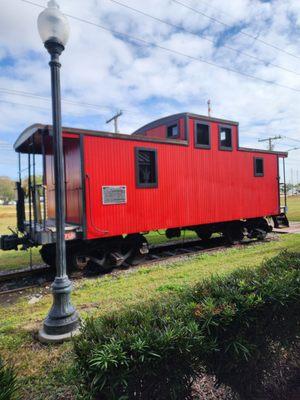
[37, 0, 79, 342]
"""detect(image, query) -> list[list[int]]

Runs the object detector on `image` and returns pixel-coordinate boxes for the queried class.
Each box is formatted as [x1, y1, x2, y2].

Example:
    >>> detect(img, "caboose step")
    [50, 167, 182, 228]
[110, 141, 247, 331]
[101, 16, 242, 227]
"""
[272, 213, 289, 228]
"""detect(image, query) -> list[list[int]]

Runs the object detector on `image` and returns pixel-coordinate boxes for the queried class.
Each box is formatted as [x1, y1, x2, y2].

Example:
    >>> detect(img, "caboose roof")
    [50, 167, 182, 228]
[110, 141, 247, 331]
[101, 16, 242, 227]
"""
[14, 113, 288, 157]
[132, 112, 239, 135]
[13, 122, 187, 153]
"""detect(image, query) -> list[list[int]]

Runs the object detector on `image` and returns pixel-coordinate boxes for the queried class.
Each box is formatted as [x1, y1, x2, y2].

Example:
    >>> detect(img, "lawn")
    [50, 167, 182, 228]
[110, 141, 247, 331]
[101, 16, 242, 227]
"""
[0, 233, 300, 399]
[0, 205, 42, 272]
[287, 195, 300, 221]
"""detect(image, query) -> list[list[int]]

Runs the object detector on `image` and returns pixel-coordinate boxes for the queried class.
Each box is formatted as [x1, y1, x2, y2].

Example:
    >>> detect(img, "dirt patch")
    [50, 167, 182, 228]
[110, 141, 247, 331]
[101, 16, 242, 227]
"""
[273, 221, 300, 234]
[192, 374, 237, 399]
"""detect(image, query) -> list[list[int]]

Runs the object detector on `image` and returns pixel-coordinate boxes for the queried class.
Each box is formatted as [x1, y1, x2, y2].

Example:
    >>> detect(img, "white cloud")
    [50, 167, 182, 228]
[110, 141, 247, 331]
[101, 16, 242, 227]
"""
[0, 0, 299, 180]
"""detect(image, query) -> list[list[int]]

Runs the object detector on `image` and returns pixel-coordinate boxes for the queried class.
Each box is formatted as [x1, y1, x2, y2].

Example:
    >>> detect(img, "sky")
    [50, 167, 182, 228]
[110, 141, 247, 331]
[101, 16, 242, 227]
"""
[0, 0, 299, 183]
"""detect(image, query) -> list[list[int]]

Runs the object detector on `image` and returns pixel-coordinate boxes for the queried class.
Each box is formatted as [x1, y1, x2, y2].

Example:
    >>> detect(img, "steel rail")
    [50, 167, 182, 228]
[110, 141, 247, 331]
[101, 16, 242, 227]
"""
[0, 264, 51, 283]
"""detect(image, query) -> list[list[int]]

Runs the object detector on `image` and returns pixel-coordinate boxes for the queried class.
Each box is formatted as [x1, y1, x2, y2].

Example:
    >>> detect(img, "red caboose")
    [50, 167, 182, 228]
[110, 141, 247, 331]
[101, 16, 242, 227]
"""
[0, 112, 288, 270]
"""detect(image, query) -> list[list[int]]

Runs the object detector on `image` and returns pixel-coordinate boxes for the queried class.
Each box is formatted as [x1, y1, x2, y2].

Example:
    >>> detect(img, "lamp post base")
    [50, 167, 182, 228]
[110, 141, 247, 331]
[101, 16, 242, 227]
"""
[38, 327, 80, 344]
[39, 276, 79, 342]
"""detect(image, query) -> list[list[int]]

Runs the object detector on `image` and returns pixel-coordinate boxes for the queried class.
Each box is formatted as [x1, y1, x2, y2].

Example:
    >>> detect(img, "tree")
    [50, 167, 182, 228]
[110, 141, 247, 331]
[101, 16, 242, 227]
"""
[0, 176, 15, 204]
[22, 175, 43, 196]
[281, 183, 294, 194]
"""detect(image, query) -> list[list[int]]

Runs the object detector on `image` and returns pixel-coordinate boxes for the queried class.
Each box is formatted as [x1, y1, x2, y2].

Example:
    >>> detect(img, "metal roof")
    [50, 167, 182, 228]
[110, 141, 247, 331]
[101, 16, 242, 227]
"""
[133, 112, 239, 135]
[13, 123, 188, 153]
[13, 115, 288, 157]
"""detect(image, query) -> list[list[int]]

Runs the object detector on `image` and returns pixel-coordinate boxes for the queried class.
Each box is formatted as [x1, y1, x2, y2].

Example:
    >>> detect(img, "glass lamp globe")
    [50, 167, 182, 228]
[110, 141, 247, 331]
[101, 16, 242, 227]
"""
[37, 0, 70, 47]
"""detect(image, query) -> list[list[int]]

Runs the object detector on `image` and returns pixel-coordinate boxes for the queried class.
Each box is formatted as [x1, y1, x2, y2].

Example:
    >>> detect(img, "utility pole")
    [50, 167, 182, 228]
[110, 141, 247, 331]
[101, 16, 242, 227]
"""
[106, 110, 123, 133]
[258, 135, 282, 151]
[207, 99, 211, 117]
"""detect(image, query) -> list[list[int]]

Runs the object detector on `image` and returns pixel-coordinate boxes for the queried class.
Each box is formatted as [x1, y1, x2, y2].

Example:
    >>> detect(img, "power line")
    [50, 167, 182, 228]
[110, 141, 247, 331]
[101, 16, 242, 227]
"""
[0, 98, 49, 111]
[172, 0, 300, 60]
[0, 87, 128, 113]
[196, 0, 235, 19]
[18, 0, 300, 94]
[107, 0, 300, 77]
[0, 88, 140, 116]
[282, 135, 300, 144]
[0, 96, 140, 119]
[0, 142, 15, 150]
[0, 147, 14, 152]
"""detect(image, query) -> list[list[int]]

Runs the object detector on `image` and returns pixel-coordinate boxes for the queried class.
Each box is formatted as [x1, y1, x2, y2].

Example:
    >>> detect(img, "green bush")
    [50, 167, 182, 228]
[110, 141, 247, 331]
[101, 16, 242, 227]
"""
[0, 357, 19, 400]
[74, 251, 300, 400]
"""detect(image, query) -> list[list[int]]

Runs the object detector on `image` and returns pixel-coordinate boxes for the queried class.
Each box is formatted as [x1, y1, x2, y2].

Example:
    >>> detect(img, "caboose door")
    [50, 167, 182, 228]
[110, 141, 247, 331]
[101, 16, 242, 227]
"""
[64, 137, 82, 225]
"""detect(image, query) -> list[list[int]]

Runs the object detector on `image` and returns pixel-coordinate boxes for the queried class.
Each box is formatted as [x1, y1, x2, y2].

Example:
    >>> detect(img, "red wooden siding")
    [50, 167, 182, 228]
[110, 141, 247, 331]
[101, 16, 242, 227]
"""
[83, 117, 279, 240]
[138, 117, 186, 140]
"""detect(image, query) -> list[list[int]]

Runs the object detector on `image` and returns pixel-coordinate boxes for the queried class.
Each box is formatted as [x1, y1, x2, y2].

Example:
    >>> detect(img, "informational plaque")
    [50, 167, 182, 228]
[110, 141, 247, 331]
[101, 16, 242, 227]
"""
[102, 186, 127, 205]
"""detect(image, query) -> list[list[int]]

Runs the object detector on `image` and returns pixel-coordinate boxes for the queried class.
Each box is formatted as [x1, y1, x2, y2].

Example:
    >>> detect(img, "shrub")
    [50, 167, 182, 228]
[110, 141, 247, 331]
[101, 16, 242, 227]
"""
[74, 251, 300, 400]
[0, 357, 19, 400]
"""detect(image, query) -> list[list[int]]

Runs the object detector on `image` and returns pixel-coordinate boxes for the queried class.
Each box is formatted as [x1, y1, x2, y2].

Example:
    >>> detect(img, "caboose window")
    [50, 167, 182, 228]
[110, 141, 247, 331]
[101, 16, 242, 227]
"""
[195, 122, 210, 148]
[254, 157, 264, 176]
[167, 124, 179, 138]
[219, 126, 232, 150]
[135, 148, 158, 188]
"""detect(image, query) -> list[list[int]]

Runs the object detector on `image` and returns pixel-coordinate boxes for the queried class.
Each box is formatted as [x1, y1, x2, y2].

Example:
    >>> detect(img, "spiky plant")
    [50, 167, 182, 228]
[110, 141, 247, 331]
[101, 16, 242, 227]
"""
[0, 357, 19, 400]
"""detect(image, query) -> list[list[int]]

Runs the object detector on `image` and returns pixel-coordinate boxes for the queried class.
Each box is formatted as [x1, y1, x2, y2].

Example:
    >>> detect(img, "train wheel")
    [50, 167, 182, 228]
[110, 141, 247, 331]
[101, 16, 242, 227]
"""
[224, 223, 244, 245]
[246, 218, 270, 241]
[86, 246, 113, 273]
[88, 237, 125, 273]
[195, 228, 212, 241]
[66, 244, 90, 272]
[254, 219, 269, 241]
[40, 244, 56, 269]
[256, 230, 267, 241]
[124, 234, 149, 266]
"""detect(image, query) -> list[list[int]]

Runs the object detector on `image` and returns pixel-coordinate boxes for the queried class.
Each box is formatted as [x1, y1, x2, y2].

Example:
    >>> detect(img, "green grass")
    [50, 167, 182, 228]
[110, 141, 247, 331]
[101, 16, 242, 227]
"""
[0, 233, 300, 399]
[0, 248, 41, 272]
[0, 206, 18, 233]
[0, 205, 41, 272]
[145, 229, 198, 245]
[287, 195, 300, 221]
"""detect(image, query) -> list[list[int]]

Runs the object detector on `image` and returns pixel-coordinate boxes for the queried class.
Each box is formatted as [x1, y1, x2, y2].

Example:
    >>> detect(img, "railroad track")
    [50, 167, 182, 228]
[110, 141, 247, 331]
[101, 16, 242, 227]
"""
[0, 264, 51, 283]
[0, 236, 271, 296]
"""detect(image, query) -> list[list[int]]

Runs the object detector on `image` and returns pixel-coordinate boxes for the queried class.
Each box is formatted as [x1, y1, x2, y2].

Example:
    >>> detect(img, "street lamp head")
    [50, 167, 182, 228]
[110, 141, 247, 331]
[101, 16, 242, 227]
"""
[37, 0, 70, 48]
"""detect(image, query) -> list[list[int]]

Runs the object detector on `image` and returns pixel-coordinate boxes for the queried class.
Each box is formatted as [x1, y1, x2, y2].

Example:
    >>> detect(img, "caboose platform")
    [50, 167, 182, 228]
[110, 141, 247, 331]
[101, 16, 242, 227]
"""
[24, 220, 81, 245]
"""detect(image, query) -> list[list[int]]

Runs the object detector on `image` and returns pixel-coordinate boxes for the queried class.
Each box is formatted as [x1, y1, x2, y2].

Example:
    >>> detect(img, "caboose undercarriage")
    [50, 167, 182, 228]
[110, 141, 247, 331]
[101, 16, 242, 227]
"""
[0, 213, 279, 273]
[27, 216, 277, 272]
